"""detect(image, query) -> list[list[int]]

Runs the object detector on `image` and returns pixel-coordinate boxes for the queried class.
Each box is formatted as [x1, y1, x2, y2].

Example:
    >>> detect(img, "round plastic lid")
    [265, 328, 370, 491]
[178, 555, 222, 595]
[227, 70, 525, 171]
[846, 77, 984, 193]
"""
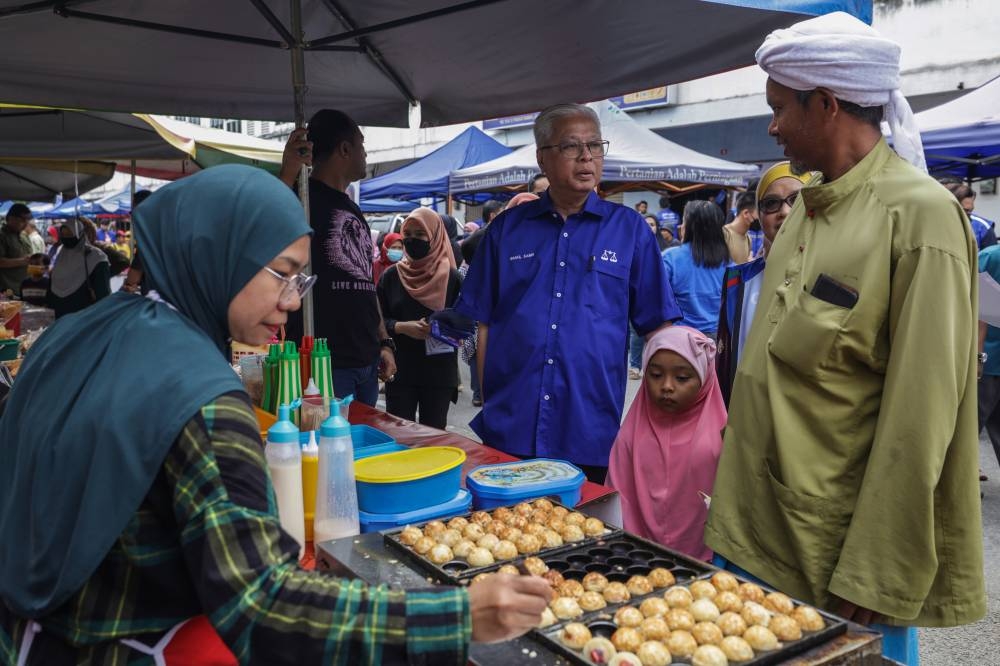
[355, 446, 466, 483]
[468, 459, 582, 488]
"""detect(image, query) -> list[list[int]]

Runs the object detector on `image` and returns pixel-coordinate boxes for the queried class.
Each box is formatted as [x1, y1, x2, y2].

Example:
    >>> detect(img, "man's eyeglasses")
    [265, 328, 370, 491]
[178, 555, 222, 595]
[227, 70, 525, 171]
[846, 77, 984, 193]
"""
[758, 192, 799, 214]
[263, 266, 317, 305]
[538, 140, 609, 159]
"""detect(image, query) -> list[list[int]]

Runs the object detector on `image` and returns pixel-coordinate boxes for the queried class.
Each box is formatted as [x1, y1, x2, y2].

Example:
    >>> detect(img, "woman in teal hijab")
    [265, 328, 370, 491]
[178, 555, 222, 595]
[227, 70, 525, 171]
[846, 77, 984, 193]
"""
[0, 165, 550, 664]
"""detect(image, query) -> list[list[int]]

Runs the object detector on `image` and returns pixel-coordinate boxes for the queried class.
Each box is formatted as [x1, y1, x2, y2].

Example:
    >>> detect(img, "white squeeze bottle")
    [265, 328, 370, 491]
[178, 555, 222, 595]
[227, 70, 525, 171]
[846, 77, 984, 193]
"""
[266, 403, 306, 556]
[313, 397, 360, 542]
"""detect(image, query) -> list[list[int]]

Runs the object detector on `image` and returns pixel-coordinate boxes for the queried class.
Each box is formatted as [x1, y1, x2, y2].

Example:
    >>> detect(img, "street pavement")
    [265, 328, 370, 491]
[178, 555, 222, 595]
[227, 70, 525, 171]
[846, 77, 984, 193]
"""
[379, 362, 998, 665]
[919, 435, 1000, 666]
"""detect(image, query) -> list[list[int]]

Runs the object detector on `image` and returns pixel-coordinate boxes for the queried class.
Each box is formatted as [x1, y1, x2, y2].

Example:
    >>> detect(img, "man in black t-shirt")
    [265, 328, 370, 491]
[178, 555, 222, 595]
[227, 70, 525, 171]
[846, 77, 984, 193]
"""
[280, 110, 397, 407]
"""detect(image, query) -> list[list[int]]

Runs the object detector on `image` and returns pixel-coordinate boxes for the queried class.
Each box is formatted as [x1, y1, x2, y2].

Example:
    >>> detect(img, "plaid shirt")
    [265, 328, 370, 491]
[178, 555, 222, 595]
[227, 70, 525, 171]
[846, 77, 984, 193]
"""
[1, 392, 470, 665]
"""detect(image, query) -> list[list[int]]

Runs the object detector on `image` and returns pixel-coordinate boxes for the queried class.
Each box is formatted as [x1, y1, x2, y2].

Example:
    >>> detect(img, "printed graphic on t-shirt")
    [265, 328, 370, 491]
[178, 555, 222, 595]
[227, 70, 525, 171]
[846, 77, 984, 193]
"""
[324, 209, 373, 283]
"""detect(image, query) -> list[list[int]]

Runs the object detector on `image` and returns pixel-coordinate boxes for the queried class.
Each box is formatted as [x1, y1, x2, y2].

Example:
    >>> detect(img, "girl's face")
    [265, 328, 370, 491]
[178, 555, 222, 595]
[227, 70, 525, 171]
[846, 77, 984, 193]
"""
[645, 349, 702, 413]
[227, 235, 310, 345]
[389, 240, 404, 251]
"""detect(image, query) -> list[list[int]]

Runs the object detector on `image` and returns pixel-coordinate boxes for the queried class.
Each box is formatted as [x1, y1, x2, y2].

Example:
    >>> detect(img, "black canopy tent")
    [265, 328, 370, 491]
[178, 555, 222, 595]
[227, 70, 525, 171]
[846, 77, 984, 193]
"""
[0, 0, 871, 332]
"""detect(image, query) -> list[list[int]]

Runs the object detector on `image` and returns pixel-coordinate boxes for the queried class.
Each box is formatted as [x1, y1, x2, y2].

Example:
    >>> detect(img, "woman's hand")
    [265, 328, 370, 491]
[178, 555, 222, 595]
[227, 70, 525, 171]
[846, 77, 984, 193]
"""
[468, 574, 552, 643]
[398, 320, 430, 340]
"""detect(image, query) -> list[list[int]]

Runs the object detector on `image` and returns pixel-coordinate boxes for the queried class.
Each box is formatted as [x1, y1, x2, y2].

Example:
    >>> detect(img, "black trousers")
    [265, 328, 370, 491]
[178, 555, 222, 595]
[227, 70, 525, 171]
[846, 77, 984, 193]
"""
[385, 384, 456, 431]
[576, 464, 608, 486]
[977, 374, 1000, 467]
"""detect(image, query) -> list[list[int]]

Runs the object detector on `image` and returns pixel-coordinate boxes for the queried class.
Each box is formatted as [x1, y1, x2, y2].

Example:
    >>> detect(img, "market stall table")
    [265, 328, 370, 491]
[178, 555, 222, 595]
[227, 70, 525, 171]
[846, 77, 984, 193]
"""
[298, 402, 619, 569]
[346, 401, 621, 516]
[315, 404, 886, 665]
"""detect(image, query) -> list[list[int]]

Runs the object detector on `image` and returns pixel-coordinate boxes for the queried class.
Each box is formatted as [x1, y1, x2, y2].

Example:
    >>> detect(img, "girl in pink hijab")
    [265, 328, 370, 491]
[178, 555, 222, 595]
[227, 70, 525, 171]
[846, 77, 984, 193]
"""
[608, 326, 727, 561]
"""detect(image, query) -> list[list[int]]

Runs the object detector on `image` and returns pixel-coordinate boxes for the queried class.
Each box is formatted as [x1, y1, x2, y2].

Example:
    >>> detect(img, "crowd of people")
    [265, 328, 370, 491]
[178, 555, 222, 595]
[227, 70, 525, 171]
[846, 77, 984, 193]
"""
[0, 205, 138, 318]
[0, 10, 989, 665]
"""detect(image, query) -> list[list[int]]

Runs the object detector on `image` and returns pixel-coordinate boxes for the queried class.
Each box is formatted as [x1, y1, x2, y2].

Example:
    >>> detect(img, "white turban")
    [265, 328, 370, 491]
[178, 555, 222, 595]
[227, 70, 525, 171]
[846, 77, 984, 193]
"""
[755, 11, 926, 172]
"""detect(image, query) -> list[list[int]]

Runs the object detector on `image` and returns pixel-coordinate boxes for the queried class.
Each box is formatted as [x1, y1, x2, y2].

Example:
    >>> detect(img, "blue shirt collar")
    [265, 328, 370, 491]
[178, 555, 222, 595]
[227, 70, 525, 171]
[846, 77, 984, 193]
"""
[530, 189, 606, 221]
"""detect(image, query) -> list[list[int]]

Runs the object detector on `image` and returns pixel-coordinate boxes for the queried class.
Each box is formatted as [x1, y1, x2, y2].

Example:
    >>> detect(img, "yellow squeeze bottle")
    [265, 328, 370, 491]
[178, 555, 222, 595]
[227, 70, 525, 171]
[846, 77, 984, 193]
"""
[301, 430, 319, 542]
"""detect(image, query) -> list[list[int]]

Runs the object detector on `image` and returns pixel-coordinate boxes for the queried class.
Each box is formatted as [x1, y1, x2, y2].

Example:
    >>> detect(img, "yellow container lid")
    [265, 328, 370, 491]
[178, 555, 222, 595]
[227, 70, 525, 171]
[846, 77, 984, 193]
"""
[355, 446, 466, 483]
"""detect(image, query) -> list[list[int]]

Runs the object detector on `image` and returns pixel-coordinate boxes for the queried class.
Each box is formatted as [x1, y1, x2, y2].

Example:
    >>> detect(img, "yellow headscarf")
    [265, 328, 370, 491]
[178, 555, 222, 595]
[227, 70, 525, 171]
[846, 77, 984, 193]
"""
[756, 161, 814, 201]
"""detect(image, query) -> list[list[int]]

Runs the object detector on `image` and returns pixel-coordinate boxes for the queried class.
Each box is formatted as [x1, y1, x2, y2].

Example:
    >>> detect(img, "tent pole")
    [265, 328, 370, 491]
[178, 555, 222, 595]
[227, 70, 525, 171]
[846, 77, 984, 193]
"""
[129, 160, 136, 256]
[291, 0, 313, 339]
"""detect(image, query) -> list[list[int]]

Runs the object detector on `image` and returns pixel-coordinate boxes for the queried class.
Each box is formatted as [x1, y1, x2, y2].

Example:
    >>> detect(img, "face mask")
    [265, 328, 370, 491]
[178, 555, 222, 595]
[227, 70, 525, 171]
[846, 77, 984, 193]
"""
[27, 266, 45, 279]
[403, 237, 431, 261]
[61, 236, 81, 249]
[387, 248, 404, 263]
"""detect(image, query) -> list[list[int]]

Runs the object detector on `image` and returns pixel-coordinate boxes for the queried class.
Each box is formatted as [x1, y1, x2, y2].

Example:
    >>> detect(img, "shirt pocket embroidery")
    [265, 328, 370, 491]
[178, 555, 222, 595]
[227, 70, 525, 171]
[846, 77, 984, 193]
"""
[587, 260, 629, 318]
[768, 290, 850, 379]
[497, 254, 540, 310]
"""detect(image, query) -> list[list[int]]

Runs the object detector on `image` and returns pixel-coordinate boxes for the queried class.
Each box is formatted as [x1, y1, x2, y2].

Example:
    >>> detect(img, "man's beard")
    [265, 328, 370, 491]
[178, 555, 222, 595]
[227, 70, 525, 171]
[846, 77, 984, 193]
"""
[789, 160, 811, 176]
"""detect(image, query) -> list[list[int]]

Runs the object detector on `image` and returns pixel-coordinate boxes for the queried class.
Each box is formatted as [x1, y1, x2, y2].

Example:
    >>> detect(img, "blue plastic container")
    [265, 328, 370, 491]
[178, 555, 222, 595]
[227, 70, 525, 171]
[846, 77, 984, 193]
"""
[298, 425, 406, 460]
[466, 458, 586, 509]
[359, 489, 472, 533]
[351, 425, 408, 459]
[354, 446, 466, 514]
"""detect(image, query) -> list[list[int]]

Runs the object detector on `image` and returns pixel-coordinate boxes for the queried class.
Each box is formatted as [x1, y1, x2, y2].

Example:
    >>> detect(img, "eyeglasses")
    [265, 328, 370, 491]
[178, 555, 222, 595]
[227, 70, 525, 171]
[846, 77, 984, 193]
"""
[263, 266, 317, 305]
[538, 140, 609, 159]
[758, 192, 799, 214]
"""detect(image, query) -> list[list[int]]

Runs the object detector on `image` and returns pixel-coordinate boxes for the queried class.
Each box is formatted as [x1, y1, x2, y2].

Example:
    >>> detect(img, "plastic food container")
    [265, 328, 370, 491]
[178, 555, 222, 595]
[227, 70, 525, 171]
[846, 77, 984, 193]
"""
[355, 446, 466, 514]
[466, 458, 586, 509]
[348, 425, 407, 460]
[359, 489, 472, 533]
[294, 426, 406, 460]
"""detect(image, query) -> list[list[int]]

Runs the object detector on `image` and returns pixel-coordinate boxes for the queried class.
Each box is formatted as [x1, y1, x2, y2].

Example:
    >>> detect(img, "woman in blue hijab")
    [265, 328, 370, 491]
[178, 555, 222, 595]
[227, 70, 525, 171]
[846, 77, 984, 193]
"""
[0, 165, 550, 664]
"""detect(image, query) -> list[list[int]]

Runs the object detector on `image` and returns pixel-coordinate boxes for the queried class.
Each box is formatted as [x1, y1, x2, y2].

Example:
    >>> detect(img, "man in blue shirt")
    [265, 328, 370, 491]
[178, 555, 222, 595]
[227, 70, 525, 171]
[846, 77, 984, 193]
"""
[468, 199, 502, 232]
[656, 196, 679, 235]
[456, 103, 680, 483]
[942, 179, 996, 249]
[977, 244, 1000, 470]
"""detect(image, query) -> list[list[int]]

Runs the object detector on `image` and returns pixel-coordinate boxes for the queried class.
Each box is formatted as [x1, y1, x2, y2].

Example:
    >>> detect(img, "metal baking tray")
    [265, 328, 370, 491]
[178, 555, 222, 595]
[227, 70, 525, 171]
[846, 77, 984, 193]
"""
[382, 500, 622, 585]
[537, 565, 849, 666]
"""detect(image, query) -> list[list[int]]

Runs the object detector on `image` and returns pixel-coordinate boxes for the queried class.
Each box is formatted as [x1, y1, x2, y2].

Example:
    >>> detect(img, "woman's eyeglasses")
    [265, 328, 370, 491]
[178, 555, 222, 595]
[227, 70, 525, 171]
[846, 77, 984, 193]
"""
[263, 266, 317, 305]
[758, 192, 799, 214]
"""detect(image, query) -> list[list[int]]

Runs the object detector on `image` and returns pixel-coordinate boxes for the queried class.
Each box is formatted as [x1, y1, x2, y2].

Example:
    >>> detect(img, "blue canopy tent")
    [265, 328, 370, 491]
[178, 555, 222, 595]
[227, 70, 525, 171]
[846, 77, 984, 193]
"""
[92, 184, 153, 216]
[360, 198, 419, 213]
[39, 196, 101, 219]
[360, 127, 511, 204]
[0, 201, 53, 216]
[914, 75, 1000, 181]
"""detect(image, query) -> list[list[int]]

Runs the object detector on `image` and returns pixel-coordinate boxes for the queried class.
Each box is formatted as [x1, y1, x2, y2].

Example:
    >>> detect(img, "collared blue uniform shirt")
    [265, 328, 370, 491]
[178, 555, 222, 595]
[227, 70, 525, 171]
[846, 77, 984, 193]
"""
[748, 229, 765, 258]
[661, 244, 726, 336]
[971, 212, 995, 249]
[455, 191, 680, 467]
[980, 244, 1000, 376]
